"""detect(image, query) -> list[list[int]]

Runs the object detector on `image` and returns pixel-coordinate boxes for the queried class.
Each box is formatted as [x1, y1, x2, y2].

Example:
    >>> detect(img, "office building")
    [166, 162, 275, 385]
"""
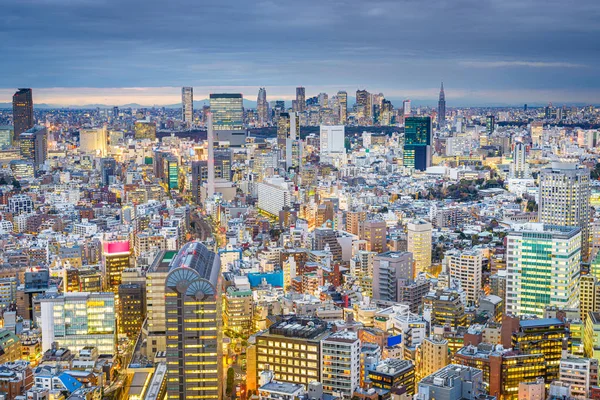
[39, 292, 116, 355]
[403, 99, 411, 116]
[224, 285, 253, 336]
[454, 343, 547, 400]
[163, 156, 178, 190]
[144, 250, 177, 358]
[407, 219, 432, 277]
[257, 88, 268, 126]
[530, 122, 543, 148]
[337, 91, 347, 123]
[445, 249, 483, 307]
[102, 240, 131, 292]
[372, 252, 413, 302]
[182, 87, 193, 126]
[100, 157, 116, 186]
[418, 337, 450, 380]
[368, 359, 415, 395]
[403, 117, 432, 171]
[585, 312, 600, 360]
[0, 126, 13, 148]
[19, 126, 47, 169]
[559, 357, 597, 399]
[12, 88, 34, 142]
[320, 330, 360, 397]
[417, 365, 486, 400]
[510, 142, 528, 178]
[257, 176, 292, 217]
[508, 318, 568, 385]
[580, 275, 600, 321]
[438, 82, 446, 127]
[255, 316, 329, 388]
[165, 241, 222, 400]
[486, 116, 495, 135]
[356, 89, 372, 123]
[134, 121, 157, 140]
[191, 161, 207, 204]
[319, 125, 345, 155]
[118, 283, 145, 339]
[79, 127, 107, 156]
[538, 163, 591, 260]
[506, 223, 580, 317]
[425, 288, 467, 328]
[295, 87, 306, 112]
[361, 220, 387, 253]
[210, 93, 245, 146]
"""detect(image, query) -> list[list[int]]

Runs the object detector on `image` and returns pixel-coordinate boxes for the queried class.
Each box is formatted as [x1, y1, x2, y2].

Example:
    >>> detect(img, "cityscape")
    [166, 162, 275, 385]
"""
[2, 1, 600, 400]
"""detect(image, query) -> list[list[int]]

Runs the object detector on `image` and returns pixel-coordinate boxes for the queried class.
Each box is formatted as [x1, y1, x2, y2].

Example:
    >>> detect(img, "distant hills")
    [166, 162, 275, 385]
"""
[0, 99, 261, 110]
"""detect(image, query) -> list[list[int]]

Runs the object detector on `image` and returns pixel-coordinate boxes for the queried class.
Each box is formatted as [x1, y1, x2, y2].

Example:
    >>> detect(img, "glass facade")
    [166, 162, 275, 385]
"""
[209, 94, 243, 130]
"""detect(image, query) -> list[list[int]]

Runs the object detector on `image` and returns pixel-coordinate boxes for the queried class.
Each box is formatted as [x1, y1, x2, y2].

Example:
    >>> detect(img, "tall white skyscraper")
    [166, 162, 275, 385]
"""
[539, 162, 591, 260]
[403, 99, 411, 116]
[182, 87, 193, 126]
[510, 141, 529, 178]
[321, 331, 361, 397]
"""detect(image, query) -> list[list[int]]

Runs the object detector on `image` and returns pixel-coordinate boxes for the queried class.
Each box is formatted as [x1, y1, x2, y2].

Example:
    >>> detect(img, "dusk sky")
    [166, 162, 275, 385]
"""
[2, 0, 599, 106]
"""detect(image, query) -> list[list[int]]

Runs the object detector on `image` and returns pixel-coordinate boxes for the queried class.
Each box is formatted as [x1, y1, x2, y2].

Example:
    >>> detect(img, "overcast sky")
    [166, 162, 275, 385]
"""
[1, 0, 599, 106]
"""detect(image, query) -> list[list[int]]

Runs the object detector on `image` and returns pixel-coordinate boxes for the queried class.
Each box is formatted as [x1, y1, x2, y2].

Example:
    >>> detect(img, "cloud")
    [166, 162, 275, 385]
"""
[459, 60, 588, 68]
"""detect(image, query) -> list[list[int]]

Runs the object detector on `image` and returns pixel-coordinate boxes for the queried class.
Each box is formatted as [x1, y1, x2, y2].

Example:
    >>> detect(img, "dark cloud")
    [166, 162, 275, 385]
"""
[1, 0, 599, 103]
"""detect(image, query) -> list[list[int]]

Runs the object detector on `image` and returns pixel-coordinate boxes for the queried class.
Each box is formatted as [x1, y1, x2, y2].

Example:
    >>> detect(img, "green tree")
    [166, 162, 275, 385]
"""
[226, 367, 235, 398]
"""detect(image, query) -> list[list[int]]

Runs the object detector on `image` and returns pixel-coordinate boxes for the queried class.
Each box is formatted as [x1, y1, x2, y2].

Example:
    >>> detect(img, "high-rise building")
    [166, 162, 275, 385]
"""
[486, 115, 495, 135]
[79, 127, 107, 156]
[165, 241, 222, 400]
[39, 292, 116, 355]
[580, 275, 600, 321]
[100, 157, 117, 186]
[12, 89, 34, 143]
[182, 87, 193, 126]
[403, 99, 411, 117]
[506, 223, 580, 317]
[255, 316, 328, 387]
[418, 337, 450, 381]
[0, 126, 13, 148]
[191, 161, 207, 204]
[585, 312, 600, 360]
[361, 220, 388, 253]
[368, 359, 416, 396]
[530, 122, 543, 148]
[102, 240, 131, 292]
[319, 125, 345, 155]
[356, 89, 371, 123]
[403, 117, 432, 171]
[538, 162, 591, 260]
[209, 93, 245, 146]
[295, 87, 306, 112]
[510, 142, 529, 179]
[19, 126, 47, 170]
[407, 219, 432, 277]
[257, 88, 268, 126]
[372, 251, 413, 302]
[437, 82, 446, 127]
[425, 288, 467, 328]
[118, 283, 145, 339]
[445, 249, 483, 307]
[559, 357, 597, 399]
[337, 91, 347, 124]
[320, 331, 360, 397]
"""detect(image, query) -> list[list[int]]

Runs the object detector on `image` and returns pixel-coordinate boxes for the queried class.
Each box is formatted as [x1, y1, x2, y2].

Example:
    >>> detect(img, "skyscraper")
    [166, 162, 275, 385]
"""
[356, 89, 372, 123]
[209, 93, 245, 146]
[337, 91, 348, 124]
[19, 126, 47, 170]
[12, 88, 34, 143]
[257, 88, 268, 126]
[506, 223, 581, 317]
[295, 87, 306, 112]
[403, 99, 411, 116]
[438, 82, 446, 127]
[510, 142, 529, 179]
[165, 241, 222, 400]
[182, 87, 193, 126]
[538, 162, 591, 260]
[403, 117, 432, 171]
[486, 115, 495, 135]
